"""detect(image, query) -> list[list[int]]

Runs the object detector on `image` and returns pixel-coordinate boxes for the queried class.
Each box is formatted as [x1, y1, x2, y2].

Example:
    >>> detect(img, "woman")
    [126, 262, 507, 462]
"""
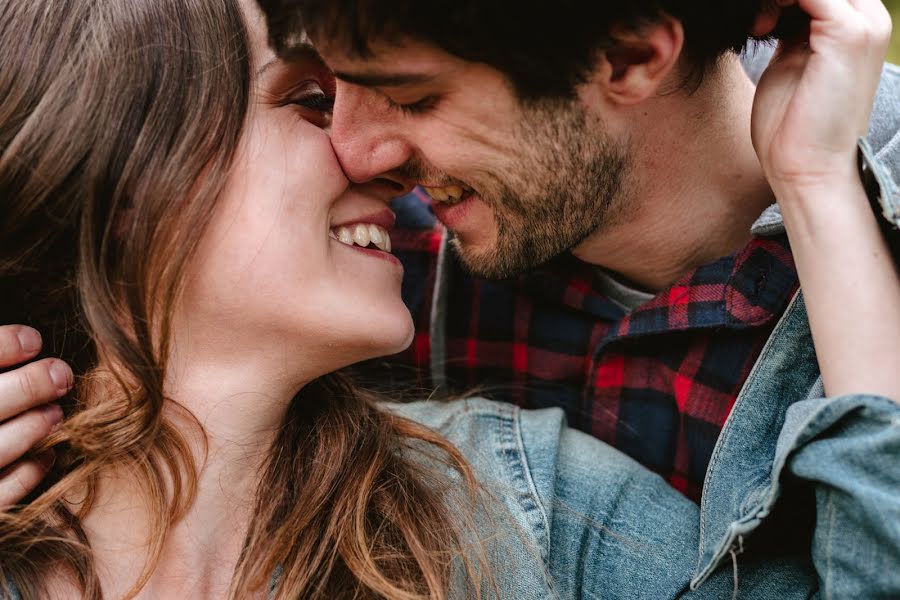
[0, 0, 898, 598]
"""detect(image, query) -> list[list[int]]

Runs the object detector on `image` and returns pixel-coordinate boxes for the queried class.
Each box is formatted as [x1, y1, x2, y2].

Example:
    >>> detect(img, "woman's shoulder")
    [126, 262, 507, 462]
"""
[384, 397, 568, 524]
[385, 397, 565, 447]
[385, 398, 703, 599]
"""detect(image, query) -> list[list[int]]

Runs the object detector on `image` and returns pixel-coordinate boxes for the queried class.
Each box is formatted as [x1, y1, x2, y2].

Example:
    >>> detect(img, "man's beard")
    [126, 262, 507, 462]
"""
[452, 99, 632, 279]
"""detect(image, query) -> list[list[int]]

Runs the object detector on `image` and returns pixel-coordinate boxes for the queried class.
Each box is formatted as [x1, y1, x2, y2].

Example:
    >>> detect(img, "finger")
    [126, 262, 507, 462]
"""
[0, 358, 72, 423]
[0, 404, 63, 469]
[796, 0, 854, 22]
[848, 0, 892, 20]
[0, 325, 42, 369]
[0, 451, 54, 508]
[848, 0, 894, 43]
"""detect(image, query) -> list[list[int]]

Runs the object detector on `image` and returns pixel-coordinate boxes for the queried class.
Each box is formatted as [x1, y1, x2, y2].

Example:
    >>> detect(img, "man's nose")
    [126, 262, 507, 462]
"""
[331, 83, 417, 195]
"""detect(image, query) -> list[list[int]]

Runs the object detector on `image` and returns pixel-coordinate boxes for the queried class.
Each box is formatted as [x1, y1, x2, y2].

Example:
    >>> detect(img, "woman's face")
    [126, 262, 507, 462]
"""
[177, 2, 413, 381]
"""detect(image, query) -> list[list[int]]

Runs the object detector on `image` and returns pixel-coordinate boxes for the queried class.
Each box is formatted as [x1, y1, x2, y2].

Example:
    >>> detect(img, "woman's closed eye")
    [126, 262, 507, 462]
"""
[283, 81, 334, 128]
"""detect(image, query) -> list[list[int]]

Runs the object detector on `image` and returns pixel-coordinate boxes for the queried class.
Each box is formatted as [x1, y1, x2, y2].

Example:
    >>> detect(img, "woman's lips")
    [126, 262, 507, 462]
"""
[331, 208, 396, 231]
[335, 241, 402, 267]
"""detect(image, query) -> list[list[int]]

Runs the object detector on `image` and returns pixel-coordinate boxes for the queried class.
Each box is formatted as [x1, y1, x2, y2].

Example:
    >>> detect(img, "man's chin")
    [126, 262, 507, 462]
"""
[448, 237, 504, 279]
[448, 237, 534, 280]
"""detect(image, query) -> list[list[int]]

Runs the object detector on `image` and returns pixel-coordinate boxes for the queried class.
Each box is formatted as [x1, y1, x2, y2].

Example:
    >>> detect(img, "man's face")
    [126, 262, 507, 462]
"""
[318, 39, 633, 279]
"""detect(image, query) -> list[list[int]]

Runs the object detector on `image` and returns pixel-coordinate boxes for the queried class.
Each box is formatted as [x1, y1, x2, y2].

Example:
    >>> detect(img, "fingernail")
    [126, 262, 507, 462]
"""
[17, 328, 41, 355]
[49, 361, 72, 394]
[41, 403, 64, 427]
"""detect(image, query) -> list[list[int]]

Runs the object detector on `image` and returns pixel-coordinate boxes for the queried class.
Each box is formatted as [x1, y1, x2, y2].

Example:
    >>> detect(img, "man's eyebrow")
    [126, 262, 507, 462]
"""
[333, 71, 436, 87]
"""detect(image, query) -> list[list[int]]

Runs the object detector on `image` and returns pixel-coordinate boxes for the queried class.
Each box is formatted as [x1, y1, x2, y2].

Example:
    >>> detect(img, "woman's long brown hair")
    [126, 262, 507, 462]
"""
[0, 1, 488, 598]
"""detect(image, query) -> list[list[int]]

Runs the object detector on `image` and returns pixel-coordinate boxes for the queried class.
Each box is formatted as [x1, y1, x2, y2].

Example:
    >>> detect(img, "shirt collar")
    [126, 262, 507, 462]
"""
[522, 231, 798, 337]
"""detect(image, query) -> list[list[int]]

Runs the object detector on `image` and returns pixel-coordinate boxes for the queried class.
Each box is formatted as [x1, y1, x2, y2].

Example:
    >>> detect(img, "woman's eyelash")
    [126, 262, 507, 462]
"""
[293, 93, 335, 113]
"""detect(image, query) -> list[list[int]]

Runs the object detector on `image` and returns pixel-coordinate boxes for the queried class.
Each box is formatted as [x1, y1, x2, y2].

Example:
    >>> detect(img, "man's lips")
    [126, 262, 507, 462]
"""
[431, 190, 478, 230]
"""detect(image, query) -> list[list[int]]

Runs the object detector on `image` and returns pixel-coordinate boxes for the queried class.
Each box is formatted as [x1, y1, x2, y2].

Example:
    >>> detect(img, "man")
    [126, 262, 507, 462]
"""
[0, 0, 897, 509]
[259, 0, 900, 500]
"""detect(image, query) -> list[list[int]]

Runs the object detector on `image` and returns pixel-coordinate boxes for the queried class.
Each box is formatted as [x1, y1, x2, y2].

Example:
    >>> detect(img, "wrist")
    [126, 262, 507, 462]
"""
[775, 176, 874, 243]
[772, 174, 864, 208]
[766, 152, 860, 203]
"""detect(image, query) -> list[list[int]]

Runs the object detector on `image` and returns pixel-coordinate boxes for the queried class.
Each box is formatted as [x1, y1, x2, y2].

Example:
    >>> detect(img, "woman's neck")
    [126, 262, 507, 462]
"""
[77, 347, 309, 599]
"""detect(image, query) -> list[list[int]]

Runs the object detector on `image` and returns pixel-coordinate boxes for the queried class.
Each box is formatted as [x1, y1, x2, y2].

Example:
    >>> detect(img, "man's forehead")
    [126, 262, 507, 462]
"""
[316, 38, 457, 87]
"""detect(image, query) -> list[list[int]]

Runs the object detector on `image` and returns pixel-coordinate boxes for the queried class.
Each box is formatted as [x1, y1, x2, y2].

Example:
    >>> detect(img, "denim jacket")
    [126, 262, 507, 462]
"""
[390, 290, 900, 599]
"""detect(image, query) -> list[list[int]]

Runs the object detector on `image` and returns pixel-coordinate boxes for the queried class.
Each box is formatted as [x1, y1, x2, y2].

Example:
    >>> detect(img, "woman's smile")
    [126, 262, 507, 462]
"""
[329, 208, 401, 266]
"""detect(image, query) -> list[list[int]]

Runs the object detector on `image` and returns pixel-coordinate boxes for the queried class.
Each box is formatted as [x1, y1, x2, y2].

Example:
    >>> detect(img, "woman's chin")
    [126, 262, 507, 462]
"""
[367, 313, 416, 360]
[333, 311, 416, 368]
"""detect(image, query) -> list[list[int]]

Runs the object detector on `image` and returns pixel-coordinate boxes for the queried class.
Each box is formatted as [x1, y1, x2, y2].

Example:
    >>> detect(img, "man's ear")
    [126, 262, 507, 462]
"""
[594, 16, 685, 105]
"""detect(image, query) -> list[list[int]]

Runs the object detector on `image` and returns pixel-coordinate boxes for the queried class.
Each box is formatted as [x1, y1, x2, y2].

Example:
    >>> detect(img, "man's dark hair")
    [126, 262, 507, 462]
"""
[258, 0, 804, 99]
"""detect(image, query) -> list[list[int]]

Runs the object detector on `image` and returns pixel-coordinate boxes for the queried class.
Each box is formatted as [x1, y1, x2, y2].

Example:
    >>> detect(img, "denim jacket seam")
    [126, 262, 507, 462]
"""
[694, 305, 783, 562]
[734, 370, 825, 519]
[824, 491, 837, 600]
[511, 406, 552, 559]
[412, 399, 551, 558]
[492, 404, 551, 562]
[694, 291, 804, 584]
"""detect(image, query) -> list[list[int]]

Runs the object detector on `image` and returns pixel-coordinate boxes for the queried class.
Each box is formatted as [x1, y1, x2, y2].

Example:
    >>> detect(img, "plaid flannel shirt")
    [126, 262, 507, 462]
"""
[355, 189, 800, 501]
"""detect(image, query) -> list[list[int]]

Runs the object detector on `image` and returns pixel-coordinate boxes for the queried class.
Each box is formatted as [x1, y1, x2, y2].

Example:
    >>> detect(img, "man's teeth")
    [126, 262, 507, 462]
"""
[329, 223, 392, 252]
[423, 185, 469, 204]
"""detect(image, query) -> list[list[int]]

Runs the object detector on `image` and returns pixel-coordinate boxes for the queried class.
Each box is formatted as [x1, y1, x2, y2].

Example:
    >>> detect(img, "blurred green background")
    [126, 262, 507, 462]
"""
[889, 0, 900, 63]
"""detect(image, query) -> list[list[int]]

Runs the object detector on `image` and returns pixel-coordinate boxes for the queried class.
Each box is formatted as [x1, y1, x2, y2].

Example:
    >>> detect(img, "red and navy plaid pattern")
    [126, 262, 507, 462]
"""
[355, 188, 800, 501]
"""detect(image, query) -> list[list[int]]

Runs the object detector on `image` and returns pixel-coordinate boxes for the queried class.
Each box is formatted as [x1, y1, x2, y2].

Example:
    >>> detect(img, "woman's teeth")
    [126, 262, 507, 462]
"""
[423, 185, 470, 204]
[329, 223, 392, 252]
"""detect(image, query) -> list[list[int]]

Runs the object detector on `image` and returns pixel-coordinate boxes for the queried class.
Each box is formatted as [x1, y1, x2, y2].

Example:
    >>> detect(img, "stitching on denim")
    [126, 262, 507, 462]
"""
[511, 406, 552, 558]
[695, 291, 803, 580]
[494, 404, 550, 563]
[729, 535, 745, 600]
[825, 492, 836, 600]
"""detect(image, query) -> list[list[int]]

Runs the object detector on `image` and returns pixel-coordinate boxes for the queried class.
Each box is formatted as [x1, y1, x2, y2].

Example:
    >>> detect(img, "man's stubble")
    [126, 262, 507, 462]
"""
[452, 99, 634, 280]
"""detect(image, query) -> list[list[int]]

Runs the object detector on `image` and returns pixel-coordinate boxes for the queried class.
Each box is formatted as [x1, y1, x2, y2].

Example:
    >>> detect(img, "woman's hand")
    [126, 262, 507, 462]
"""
[751, 0, 893, 193]
[749, 0, 900, 401]
[0, 325, 70, 508]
